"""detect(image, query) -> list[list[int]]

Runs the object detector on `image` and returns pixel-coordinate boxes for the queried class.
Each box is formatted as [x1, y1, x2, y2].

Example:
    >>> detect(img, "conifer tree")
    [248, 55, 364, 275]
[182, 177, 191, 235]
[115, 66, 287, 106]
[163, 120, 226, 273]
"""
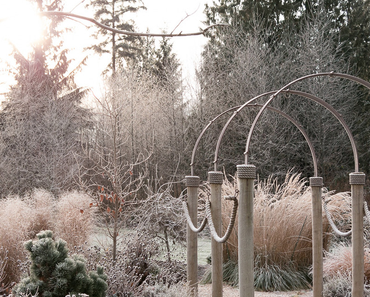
[14, 230, 107, 297]
[0, 0, 91, 196]
[88, 0, 146, 73]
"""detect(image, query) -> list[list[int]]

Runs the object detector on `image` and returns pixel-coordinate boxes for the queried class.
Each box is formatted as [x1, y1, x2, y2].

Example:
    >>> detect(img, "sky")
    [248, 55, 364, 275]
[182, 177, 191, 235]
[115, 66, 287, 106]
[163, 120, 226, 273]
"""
[0, 0, 214, 98]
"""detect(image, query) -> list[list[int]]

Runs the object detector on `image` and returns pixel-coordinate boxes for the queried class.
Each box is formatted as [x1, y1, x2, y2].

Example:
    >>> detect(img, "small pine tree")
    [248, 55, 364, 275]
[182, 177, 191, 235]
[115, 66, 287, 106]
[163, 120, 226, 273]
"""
[14, 230, 107, 297]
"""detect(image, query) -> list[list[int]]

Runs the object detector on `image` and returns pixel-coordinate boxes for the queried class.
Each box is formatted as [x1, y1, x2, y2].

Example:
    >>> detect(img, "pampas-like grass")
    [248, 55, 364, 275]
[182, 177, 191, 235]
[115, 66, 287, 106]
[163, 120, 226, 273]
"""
[0, 189, 96, 284]
[221, 172, 351, 267]
[54, 191, 95, 248]
[26, 189, 55, 238]
[202, 171, 352, 291]
[323, 242, 370, 282]
[0, 197, 33, 283]
[253, 173, 316, 268]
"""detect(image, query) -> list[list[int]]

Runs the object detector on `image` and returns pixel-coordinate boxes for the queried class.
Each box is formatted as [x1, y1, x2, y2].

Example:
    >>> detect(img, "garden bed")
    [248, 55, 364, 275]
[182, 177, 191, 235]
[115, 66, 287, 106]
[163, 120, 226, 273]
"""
[198, 284, 313, 297]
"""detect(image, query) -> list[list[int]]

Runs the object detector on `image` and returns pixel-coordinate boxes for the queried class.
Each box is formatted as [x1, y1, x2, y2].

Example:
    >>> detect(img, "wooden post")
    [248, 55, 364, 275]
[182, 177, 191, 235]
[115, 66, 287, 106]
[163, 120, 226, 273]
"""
[208, 171, 223, 297]
[310, 177, 323, 297]
[350, 172, 365, 297]
[237, 164, 256, 297]
[186, 176, 200, 296]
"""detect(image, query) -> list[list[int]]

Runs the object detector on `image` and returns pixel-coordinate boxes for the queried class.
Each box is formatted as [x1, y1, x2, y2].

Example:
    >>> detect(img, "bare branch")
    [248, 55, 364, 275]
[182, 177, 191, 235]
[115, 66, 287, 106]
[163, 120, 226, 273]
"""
[39, 11, 229, 37]
[170, 7, 198, 35]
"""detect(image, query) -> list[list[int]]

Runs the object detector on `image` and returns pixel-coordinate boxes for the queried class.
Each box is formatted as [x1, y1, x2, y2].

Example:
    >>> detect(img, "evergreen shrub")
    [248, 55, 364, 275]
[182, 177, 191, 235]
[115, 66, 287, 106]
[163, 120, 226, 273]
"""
[0, 190, 95, 285]
[13, 230, 107, 297]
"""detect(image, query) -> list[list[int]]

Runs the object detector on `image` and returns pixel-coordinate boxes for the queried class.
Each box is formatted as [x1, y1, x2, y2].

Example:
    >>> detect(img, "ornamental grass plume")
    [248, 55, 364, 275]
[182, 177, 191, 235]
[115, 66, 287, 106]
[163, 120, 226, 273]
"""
[0, 189, 97, 285]
[0, 197, 33, 284]
[203, 171, 352, 291]
[54, 191, 95, 248]
[323, 242, 370, 282]
[27, 189, 55, 238]
[0, 190, 55, 284]
[222, 171, 351, 266]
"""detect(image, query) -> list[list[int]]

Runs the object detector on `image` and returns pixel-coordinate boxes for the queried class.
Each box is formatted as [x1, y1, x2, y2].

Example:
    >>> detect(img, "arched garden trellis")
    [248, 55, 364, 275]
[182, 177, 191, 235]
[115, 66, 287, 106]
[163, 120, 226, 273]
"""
[186, 88, 353, 296]
[7, 9, 369, 296]
[184, 72, 370, 297]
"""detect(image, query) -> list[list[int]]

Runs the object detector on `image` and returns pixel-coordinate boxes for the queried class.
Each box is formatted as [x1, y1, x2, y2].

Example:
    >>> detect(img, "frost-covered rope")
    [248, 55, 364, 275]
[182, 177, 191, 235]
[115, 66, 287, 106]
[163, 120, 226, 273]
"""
[205, 197, 238, 243]
[182, 201, 207, 233]
[323, 199, 352, 236]
[364, 201, 370, 223]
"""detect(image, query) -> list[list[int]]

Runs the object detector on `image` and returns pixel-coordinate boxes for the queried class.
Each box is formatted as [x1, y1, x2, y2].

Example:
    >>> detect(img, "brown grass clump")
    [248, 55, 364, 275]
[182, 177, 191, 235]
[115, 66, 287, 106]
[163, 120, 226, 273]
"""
[0, 197, 33, 283]
[220, 171, 351, 268]
[0, 189, 96, 285]
[54, 191, 95, 247]
[323, 243, 370, 282]
[0, 190, 55, 284]
[26, 189, 55, 238]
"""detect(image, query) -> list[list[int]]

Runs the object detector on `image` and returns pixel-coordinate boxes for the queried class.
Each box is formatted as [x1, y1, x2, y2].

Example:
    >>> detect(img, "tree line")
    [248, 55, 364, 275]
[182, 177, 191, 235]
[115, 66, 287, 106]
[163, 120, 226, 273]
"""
[0, 0, 369, 199]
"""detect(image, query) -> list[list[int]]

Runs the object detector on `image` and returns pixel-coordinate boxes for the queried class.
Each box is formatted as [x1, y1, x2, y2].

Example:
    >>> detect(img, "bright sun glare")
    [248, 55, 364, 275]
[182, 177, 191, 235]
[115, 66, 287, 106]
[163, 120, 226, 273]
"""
[0, 0, 44, 59]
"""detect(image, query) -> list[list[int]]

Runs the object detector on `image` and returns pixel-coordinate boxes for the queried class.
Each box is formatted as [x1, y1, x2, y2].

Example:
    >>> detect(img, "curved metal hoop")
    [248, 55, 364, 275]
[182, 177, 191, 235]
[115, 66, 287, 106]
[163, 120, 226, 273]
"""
[205, 197, 238, 243]
[213, 89, 357, 175]
[191, 96, 319, 176]
[248, 104, 318, 176]
[245, 72, 370, 172]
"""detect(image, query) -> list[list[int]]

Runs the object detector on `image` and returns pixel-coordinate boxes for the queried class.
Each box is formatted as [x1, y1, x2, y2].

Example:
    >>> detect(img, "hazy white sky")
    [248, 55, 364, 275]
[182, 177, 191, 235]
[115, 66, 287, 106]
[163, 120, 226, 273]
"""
[0, 0, 213, 97]
[64, 0, 213, 93]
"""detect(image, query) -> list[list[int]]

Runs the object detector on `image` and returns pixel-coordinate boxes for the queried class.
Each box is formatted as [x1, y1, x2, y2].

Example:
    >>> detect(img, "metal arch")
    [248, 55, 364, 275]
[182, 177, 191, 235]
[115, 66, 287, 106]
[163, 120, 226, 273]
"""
[190, 106, 239, 176]
[190, 99, 319, 176]
[243, 104, 319, 176]
[213, 89, 358, 175]
[245, 72, 370, 172]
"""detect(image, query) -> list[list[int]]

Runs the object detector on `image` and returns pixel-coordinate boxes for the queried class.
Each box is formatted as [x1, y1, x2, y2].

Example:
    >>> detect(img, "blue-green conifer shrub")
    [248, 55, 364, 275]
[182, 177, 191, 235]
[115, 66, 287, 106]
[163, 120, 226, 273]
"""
[14, 230, 107, 297]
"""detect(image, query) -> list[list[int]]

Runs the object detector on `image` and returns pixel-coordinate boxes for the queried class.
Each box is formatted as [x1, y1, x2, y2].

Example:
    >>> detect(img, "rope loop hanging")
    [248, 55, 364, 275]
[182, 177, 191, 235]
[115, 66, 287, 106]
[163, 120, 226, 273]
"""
[182, 199, 208, 233]
[205, 194, 238, 243]
[364, 201, 370, 224]
[322, 198, 352, 236]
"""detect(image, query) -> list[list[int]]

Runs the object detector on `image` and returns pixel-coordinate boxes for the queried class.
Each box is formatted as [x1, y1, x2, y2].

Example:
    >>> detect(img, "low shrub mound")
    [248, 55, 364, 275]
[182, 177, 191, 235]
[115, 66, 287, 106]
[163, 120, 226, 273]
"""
[75, 232, 187, 297]
[13, 230, 107, 297]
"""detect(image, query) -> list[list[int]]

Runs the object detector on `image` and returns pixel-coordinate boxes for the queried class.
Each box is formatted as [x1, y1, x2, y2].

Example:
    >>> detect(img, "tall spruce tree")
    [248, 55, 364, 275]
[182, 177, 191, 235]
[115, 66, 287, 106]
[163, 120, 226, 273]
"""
[87, 0, 146, 73]
[0, 0, 91, 196]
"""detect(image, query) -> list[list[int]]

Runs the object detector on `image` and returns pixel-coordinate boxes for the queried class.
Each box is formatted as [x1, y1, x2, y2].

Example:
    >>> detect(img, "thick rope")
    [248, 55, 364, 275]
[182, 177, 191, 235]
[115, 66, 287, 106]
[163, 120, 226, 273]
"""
[205, 197, 238, 243]
[323, 199, 352, 236]
[364, 201, 370, 223]
[182, 201, 207, 233]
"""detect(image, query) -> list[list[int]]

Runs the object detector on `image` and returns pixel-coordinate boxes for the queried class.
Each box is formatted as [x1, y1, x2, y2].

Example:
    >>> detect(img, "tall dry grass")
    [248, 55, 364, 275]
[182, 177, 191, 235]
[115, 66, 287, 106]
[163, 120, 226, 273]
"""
[26, 189, 55, 238]
[221, 172, 351, 268]
[54, 191, 95, 248]
[201, 171, 352, 290]
[0, 197, 33, 283]
[323, 242, 370, 281]
[0, 189, 95, 285]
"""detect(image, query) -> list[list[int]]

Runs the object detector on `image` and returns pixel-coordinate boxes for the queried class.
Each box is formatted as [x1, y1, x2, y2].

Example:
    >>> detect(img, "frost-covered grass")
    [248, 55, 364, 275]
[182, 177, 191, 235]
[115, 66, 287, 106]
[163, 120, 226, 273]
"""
[0, 190, 95, 286]
[201, 171, 352, 291]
